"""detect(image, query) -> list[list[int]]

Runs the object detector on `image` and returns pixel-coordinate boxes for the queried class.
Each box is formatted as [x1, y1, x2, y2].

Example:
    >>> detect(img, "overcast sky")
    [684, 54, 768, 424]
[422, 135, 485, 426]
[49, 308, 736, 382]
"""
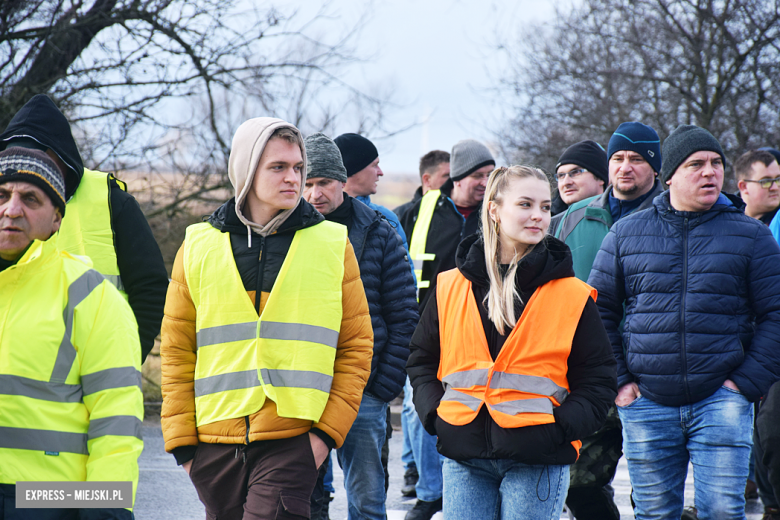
[306, 0, 558, 174]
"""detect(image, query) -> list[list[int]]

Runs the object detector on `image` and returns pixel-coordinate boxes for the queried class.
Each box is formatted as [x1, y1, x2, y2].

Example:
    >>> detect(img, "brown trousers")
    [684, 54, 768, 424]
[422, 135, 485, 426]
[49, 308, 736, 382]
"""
[189, 433, 319, 520]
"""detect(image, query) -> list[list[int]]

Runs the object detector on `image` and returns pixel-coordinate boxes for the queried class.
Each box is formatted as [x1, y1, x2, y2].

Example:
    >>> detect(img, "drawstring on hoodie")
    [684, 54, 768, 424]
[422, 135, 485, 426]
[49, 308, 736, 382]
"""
[247, 225, 252, 249]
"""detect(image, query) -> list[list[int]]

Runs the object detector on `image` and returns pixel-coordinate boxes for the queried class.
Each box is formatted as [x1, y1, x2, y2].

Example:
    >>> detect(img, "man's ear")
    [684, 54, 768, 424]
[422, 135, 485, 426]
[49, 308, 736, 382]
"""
[51, 208, 63, 233]
[737, 179, 748, 194]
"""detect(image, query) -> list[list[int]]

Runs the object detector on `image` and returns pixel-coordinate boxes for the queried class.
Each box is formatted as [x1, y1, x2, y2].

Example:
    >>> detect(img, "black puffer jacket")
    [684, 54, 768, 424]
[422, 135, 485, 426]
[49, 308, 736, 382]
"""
[407, 233, 617, 464]
[400, 179, 481, 308]
[341, 198, 418, 401]
[0, 94, 168, 363]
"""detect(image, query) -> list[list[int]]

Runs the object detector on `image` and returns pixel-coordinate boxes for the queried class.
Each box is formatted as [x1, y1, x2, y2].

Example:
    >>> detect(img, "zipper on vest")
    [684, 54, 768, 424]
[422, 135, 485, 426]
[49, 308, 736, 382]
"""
[244, 416, 250, 446]
[255, 236, 266, 313]
[681, 218, 690, 402]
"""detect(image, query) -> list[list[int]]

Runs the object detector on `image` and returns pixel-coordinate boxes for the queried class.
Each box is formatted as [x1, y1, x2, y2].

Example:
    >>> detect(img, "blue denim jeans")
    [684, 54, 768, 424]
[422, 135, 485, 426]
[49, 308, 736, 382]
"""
[618, 386, 754, 520]
[442, 458, 569, 520]
[402, 377, 444, 501]
[336, 393, 388, 520]
[402, 378, 415, 470]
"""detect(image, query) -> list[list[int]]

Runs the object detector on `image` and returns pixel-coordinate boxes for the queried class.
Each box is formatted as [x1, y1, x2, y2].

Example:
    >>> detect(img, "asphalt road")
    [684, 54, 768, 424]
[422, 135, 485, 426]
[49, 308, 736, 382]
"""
[135, 418, 766, 519]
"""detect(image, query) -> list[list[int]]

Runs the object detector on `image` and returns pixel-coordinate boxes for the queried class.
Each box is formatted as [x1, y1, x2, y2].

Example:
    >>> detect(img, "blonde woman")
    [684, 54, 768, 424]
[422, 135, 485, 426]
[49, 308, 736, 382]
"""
[406, 165, 617, 519]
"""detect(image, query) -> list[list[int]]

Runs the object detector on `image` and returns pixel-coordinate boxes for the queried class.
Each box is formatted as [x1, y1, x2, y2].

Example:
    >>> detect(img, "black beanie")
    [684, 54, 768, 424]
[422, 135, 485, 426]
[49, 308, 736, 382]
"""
[555, 140, 608, 184]
[660, 125, 725, 183]
[334, 133, 378, 177]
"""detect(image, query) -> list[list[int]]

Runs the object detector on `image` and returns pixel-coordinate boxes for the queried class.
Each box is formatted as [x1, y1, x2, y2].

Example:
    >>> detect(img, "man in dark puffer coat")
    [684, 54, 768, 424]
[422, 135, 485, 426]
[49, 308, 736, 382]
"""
[589, 125, 780, 520]
[303, 133, 419, 520]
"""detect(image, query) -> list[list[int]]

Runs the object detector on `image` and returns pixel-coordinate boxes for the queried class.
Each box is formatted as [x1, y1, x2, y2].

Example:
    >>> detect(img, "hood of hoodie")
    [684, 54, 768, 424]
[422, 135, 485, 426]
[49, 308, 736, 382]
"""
[208, 196, 324, 235]
[456, 232, 575, 293]
[228, 117, 307, 236]
[0, 94, 84, 199]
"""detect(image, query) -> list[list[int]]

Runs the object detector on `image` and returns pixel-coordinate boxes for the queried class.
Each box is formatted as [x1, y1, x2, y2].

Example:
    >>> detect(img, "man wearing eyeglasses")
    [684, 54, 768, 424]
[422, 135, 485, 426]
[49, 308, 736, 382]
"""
[735, 150, 780, 225]
[548, 140, 608, 238]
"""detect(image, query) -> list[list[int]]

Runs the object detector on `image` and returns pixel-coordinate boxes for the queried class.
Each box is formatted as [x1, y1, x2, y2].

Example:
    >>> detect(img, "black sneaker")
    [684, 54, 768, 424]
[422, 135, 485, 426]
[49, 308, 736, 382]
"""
[402, 467, 418, 497]
[405, 497, 442, 520]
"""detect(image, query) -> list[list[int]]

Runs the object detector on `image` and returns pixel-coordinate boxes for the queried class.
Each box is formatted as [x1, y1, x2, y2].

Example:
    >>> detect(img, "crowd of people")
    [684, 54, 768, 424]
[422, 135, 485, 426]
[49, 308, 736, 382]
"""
[1, 92, 779, 520]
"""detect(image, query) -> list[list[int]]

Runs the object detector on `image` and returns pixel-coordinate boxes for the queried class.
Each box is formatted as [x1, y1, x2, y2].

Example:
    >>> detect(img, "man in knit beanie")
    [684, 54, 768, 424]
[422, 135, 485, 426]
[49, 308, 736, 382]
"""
[555, 140, 608, 206]
[0, 147, 66, 265]
[400, 138, 495, 306]
[304, 132, 418, 520]
[588, 124, 780, 519]
[550, 124, 665, 520]
[0, 146, 145, 518]
[334, 133, 410, 251]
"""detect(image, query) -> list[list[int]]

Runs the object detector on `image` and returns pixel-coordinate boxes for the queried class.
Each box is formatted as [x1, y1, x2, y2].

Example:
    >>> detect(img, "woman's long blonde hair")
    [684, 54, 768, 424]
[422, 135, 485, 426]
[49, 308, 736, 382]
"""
[481, 165, 550, 335]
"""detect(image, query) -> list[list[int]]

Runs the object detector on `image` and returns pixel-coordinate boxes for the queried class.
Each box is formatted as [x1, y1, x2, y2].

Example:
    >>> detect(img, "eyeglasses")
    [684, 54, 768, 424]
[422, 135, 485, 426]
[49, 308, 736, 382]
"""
[744, 177, 780, 189]
[555, 168, 588, 181]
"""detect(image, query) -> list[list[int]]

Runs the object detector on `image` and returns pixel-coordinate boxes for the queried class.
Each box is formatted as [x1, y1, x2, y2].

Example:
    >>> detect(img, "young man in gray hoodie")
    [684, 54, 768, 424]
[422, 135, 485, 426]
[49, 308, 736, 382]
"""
[161, 118, 373, 519]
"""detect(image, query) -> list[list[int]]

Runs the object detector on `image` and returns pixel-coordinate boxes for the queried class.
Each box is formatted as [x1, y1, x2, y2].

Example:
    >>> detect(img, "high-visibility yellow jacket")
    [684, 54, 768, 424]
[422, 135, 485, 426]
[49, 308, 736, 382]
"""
[183, 221, 346, 427]
[57, 168, 126, 297]
[0, 236, 144, 505]
[161, 218, 373, 452]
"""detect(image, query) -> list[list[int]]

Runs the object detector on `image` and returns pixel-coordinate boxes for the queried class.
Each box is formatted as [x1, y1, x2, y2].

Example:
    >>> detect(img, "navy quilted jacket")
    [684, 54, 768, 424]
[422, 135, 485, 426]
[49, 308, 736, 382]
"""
[349, 199, 419, 402]
[588, 191, 780, 406]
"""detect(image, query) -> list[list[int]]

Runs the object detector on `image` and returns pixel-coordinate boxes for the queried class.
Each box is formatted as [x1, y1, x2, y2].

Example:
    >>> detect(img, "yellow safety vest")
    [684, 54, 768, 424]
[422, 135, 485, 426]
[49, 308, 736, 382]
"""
[183, 221, 346, 427]
[57, 168, 127, 297]
[0, 237, 143, 504]
[409, 189, 440, 295]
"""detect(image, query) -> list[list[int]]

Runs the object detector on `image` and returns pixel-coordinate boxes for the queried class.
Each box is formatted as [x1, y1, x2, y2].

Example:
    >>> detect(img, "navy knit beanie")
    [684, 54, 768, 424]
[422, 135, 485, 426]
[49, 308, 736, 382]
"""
[334, 133, 378, 177]
[660, 125, 725, 182]
[555, 140, 608, 184]
[607, 122, 662, 174]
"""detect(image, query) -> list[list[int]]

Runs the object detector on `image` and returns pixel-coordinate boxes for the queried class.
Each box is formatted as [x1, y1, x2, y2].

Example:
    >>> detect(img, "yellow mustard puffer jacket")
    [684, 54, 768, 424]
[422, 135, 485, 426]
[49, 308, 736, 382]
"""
[160, 236, 373, 452]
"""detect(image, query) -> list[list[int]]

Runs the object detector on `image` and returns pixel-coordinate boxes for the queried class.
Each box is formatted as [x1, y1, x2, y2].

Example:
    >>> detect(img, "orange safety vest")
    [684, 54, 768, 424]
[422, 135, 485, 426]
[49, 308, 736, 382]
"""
[436, 268, 596, 455]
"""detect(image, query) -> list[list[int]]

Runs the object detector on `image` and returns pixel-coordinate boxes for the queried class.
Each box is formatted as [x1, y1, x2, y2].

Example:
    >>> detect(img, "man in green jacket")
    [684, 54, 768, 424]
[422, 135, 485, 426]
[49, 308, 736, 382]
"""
[550, 121, 665, 520]
[551, 122, 665, 281]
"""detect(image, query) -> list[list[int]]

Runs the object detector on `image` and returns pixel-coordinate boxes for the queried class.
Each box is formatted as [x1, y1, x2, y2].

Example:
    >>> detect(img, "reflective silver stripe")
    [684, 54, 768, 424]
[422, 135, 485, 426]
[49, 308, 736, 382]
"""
[194, 370, 261, 397]
[197, 322, 256, 349]
[442, 369, 490, 389]
[82, 367, 142, 396]
[490, 398, 554, 415]
[259, 368, 332, 393]
[440, 387, 483, 411]
[0, 426, 88, 455]
[489, 372, 569, 404]
[88, 415, 143, 441]
[0, 374, 82, 403]
[51, 270, 106, 383]
[259, 322, 339, 349]
[103, 274, 124, 291]
[412, 259, 425, 270]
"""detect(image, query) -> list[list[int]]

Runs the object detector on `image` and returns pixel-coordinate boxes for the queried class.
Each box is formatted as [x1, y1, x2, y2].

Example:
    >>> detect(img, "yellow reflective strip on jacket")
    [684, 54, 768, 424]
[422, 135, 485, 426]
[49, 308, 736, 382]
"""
[183, 220, 346, 427]
[0, 238, 143, 502]
[57, 168, 127, 297]
[409, 190, 439, 291]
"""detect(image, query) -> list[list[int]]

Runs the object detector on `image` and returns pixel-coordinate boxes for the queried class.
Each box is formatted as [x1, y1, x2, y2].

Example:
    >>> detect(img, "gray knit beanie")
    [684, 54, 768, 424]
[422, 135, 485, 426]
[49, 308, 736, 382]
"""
[305, 133, 348, 183]
[450, 139, 495, 181]
[660, 125, 726, 182]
